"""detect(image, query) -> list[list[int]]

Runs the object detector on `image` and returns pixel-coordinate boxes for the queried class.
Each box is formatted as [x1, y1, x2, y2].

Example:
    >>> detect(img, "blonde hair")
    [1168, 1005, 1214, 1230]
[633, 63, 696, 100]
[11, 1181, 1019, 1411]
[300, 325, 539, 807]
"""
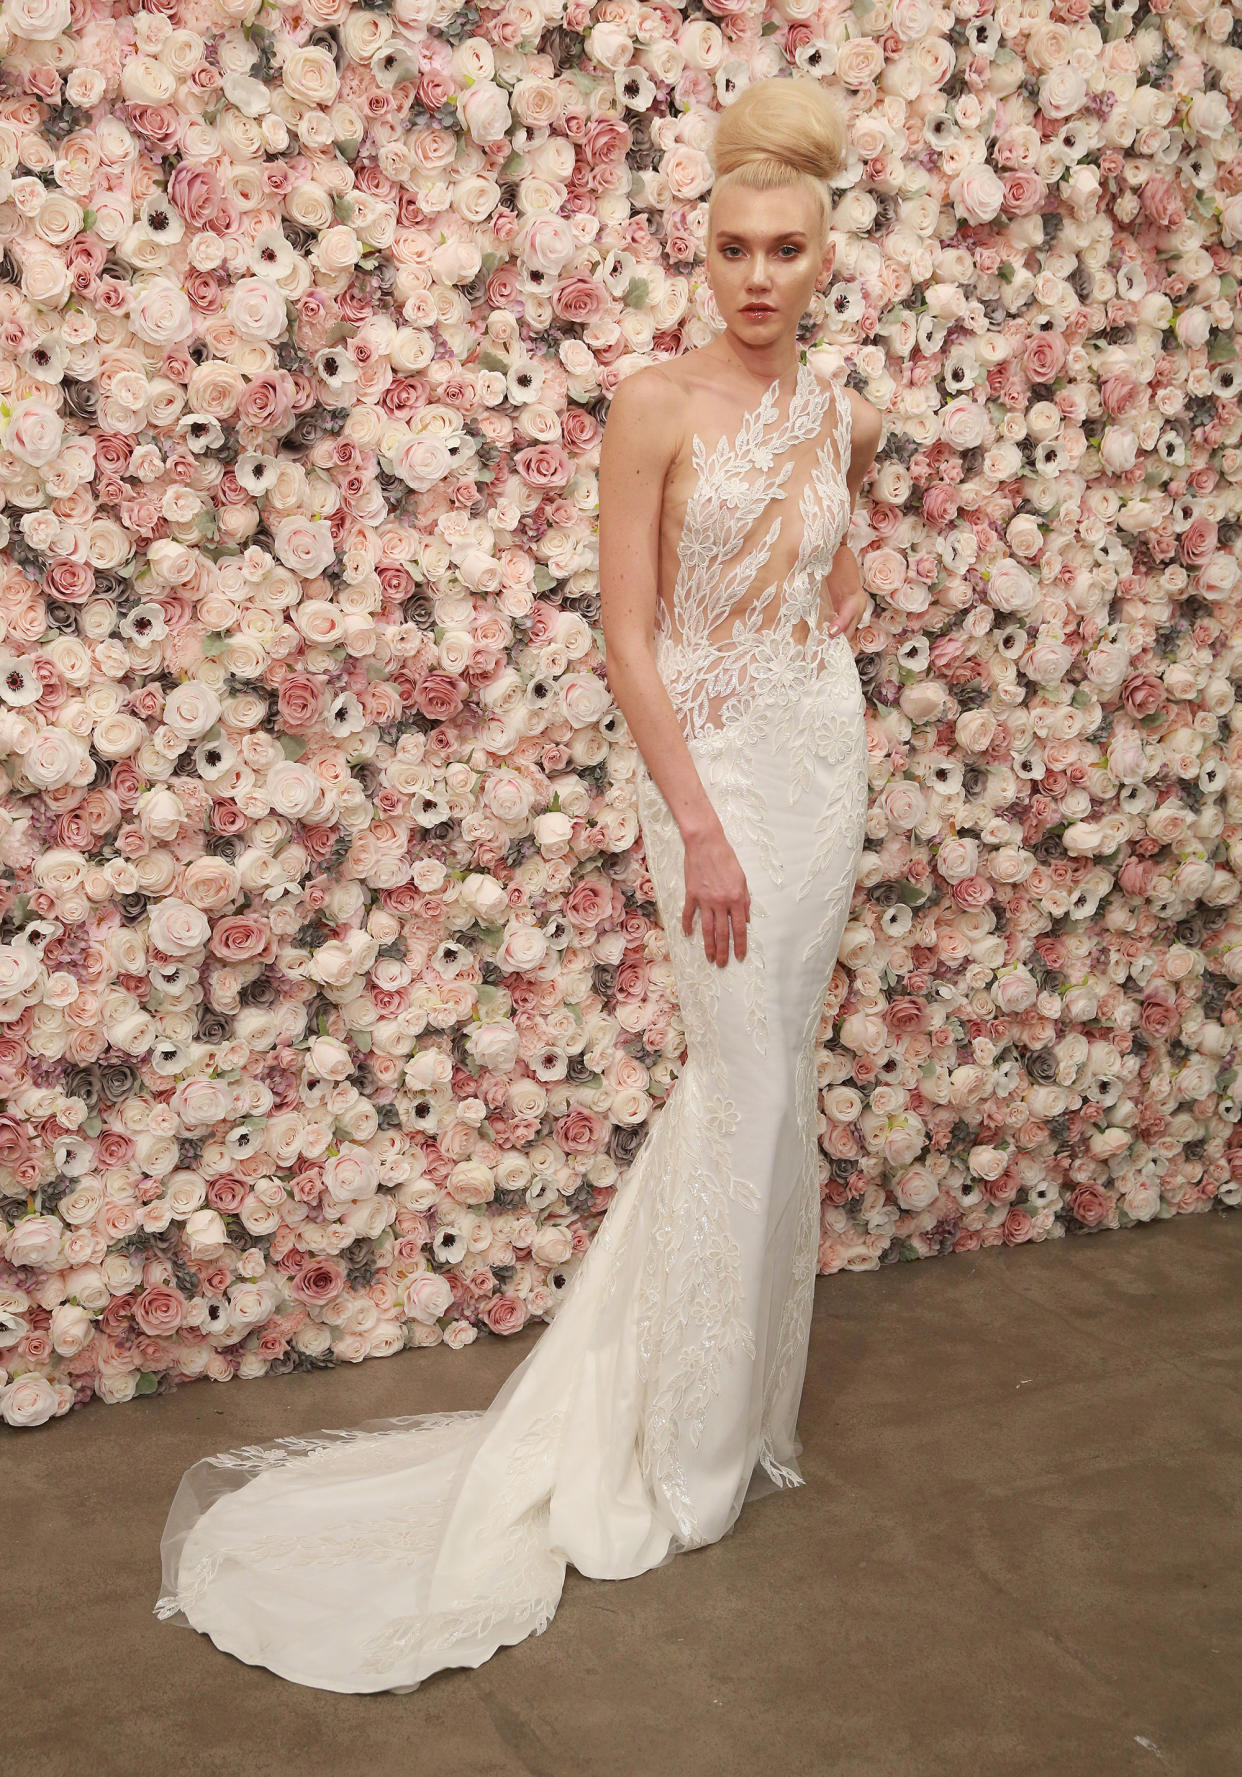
[707, 76, 847, 249]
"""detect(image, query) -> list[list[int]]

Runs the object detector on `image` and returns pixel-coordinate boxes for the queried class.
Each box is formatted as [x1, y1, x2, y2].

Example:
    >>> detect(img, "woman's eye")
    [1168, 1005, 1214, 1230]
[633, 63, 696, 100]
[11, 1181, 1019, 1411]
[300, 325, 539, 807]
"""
[721, 245, 801, 258]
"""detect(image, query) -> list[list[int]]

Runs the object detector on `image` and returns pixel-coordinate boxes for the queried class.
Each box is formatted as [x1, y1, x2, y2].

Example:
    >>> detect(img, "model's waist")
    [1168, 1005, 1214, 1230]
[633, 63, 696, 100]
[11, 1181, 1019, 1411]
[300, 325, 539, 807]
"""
[653, 625, 853, 676]
[652, 633, 862, 755]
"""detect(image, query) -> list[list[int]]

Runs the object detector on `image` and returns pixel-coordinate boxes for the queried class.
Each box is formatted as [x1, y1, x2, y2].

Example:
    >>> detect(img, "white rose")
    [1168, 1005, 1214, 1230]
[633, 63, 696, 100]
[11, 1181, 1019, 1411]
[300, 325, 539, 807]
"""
[458, 79, 511, 145]
[147, 896, 211, 955]
[560, 672, 612, 727]
[122, 54, 176, 104]
[585, 21, 633, 70]
[459, 872, 509, 921]
[3, 0, 70, 39]
[534, 810, 573, 853]
[274, 514, 335, 577]
[951, 163, 1004, 226]
[264, 760, 322, 819]
[467, 1021, 520, 1072]
[0, 940, 41, 996]
[5, 397, 62, 466]
[308, 1035, 353, 1080]
[50, 1302, 94, 1356]
[129, 279, 192, 345]
[21, 728, 89, 791]
[161, 681, 220, 739]
[184, 1207, 229, 1259]
[1039, 65, 1086, 121]
[223, 73, 270, 117]
[324, 1145, 379, 1203]
[403, 1272, 453, 1324]
[496, 921, 548, 971]
[391, 433, 453, 491]
[227, 277, 287, 343]
[892, 1164, 940, 1211]
[0, 1375, 63, 1427]
[5, 1215, 62, 1268]
[518, 213, 575, 276]
[282, 45, 340, 106]
[968, 1144, 1008, 1181]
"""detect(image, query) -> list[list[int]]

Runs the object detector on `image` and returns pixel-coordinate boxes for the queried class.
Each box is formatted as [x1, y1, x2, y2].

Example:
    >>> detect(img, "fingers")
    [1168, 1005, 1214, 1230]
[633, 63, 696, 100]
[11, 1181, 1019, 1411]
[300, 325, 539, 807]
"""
[698, 901, 749, 967]
[732, 900, 747, 962]
[683, 875, 750, 967]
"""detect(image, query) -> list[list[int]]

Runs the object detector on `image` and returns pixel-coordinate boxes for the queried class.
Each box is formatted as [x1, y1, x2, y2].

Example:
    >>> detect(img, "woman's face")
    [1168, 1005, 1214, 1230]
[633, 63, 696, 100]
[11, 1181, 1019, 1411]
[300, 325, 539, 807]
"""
[706, 182, 832, 348]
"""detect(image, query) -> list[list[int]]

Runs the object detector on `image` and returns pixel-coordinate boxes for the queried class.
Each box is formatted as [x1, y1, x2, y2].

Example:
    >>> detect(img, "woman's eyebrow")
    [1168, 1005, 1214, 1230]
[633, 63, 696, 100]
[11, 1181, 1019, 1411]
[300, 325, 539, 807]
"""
[714, 230, 808, 243]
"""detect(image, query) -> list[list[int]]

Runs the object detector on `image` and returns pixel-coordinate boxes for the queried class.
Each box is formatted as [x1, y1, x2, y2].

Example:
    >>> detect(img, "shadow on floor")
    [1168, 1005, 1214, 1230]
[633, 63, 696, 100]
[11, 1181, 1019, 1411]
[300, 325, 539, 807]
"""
[6, 1208, 1240, 1777]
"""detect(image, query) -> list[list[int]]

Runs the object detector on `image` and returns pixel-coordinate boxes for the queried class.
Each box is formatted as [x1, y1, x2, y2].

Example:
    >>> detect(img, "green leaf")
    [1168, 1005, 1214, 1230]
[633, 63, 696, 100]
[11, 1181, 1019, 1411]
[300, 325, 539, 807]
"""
[134, 1373, 158, 1396]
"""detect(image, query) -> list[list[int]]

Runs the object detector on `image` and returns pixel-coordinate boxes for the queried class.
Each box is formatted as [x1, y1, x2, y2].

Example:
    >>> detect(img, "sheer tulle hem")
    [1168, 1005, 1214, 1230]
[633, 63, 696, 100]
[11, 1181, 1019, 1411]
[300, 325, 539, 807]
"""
[153, 1400, 805, 1694]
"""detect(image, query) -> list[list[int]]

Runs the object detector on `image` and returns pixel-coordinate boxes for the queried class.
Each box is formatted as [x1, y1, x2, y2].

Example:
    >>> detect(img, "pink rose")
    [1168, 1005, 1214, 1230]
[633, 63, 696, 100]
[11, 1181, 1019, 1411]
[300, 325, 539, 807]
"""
[482, 1293, 529, 1335]
[1121, 673, 1167, 719]
[133, 1285, 186, 1335]
[1067, 1184, 1111, 1227]
[1180, 516, 1217, 566]
[168, 162, 219, 226]
[556, 1107, 605, 1154]
[209, 914, 270, 961]
[237, 371, 295, 431]
[291, 1259, 347, 1304]
[413, 673, 466, 719]
[513, 441, 571, 489]
[1003, 171, 1046, 215]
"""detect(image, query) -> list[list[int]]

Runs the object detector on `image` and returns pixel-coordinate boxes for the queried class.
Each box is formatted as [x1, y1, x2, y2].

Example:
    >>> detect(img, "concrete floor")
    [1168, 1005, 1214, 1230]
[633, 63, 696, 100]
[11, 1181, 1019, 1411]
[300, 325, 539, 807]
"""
[6, 1209, 1240, 1777]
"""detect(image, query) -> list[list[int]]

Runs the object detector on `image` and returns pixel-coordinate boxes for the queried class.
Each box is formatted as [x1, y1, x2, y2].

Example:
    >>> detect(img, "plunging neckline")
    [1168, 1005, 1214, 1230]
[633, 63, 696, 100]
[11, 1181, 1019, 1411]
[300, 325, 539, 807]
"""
[688, 360, 814, 462]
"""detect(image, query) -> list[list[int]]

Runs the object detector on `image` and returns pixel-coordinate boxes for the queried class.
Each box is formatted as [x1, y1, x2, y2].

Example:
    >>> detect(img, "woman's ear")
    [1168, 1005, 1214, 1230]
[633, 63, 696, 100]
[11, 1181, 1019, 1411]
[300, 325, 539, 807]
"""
[815, 237, 834, 292]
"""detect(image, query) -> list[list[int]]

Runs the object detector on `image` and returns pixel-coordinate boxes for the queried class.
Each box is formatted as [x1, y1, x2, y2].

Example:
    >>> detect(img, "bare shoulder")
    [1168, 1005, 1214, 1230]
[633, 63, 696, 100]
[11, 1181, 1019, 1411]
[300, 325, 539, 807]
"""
[842, 385, 882, 446]
[603, 361, 684, 465]
[806, 363, 882, 450]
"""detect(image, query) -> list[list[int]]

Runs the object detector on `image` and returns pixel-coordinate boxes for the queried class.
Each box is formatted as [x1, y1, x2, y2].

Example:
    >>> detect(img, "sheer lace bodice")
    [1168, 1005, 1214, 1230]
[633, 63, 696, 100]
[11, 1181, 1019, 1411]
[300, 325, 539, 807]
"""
[657, 360, 853, 748]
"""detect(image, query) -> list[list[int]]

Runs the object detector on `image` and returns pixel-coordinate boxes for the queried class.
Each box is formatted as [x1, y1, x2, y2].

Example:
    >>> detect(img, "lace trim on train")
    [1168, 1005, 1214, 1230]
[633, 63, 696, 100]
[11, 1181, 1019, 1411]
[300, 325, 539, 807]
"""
[154, 1408, 570, 1681]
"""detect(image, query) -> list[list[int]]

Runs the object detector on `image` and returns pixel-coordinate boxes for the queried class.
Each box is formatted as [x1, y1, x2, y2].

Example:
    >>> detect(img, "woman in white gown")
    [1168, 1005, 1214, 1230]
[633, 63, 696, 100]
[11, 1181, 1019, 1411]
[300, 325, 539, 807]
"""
[155, 74, 880, 1693]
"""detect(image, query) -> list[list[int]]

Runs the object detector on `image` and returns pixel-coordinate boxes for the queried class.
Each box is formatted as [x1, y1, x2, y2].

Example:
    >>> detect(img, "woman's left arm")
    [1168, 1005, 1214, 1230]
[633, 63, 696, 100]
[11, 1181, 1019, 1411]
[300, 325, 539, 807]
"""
[826, 392, 884, 645]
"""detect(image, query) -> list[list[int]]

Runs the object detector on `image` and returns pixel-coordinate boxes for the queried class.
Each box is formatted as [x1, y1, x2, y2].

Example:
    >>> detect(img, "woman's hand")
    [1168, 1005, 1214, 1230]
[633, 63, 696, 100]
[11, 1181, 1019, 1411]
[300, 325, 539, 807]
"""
[824, 542, 868, 647]
[827, 581, 867, 646]
[682, 825, 750, 968]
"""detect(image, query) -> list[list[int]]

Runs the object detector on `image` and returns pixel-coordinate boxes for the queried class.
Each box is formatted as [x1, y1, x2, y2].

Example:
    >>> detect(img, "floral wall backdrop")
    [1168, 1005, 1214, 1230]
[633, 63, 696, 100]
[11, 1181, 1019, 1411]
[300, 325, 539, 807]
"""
[0, 0, 1241, 1429]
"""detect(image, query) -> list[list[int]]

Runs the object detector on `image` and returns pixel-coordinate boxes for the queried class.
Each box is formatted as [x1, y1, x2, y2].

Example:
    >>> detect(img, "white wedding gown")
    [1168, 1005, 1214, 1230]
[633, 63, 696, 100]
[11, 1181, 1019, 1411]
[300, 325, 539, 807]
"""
[155, 360, 869, 1692]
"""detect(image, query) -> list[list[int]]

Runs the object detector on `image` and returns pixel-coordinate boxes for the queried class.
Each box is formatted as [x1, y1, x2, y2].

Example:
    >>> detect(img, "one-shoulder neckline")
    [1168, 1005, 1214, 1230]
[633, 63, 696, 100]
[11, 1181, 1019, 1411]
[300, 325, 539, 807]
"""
[688, 360, 837, 464]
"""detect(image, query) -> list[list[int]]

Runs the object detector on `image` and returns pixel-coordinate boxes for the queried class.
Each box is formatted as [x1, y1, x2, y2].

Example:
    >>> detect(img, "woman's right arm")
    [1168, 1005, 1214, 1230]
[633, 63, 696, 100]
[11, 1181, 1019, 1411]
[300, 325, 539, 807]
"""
[597, 369, 750, 968]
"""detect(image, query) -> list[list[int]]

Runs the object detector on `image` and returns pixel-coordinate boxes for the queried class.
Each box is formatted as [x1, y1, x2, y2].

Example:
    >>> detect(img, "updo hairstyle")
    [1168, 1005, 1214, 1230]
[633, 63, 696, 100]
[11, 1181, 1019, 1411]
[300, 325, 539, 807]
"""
[707, 76, 847, 251]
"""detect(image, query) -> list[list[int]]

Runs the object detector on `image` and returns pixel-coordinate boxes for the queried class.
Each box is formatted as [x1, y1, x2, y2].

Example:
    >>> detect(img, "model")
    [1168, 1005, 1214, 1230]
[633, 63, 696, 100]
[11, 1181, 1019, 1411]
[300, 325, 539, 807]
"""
[154, 73, 880, 1694]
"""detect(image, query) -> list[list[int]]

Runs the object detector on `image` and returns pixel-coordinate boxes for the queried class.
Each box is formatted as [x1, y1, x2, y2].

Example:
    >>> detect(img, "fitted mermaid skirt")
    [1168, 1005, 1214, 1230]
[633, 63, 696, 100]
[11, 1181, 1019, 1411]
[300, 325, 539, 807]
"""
[154, 641, 869, 1693]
